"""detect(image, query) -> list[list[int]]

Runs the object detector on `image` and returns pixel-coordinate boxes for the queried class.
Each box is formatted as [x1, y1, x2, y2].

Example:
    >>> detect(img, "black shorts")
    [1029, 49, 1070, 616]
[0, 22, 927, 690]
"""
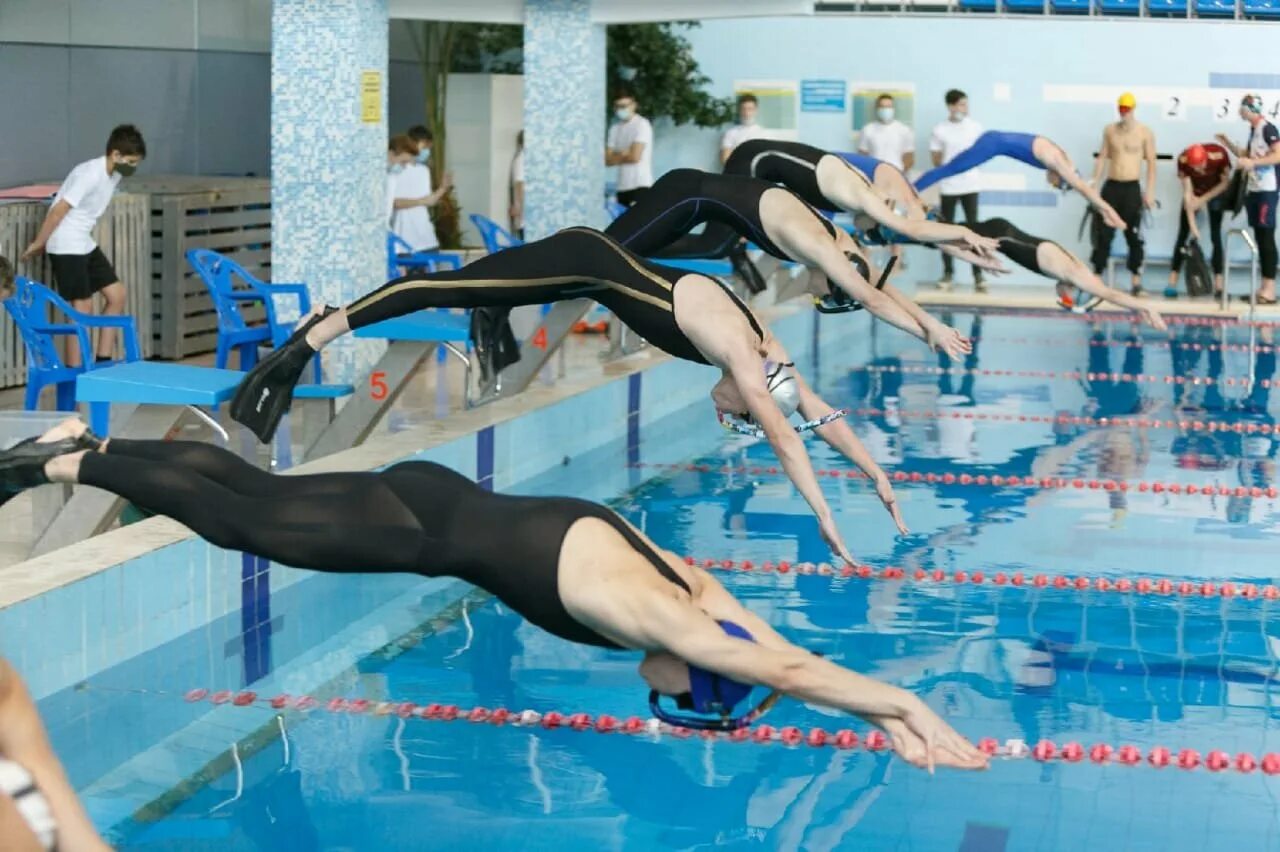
[48, 247, 118, 301]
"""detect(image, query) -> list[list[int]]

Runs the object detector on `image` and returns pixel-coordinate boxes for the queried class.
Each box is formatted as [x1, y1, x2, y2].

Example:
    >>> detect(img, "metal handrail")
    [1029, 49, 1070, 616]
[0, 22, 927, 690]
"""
[1222, 227, 1260, 391]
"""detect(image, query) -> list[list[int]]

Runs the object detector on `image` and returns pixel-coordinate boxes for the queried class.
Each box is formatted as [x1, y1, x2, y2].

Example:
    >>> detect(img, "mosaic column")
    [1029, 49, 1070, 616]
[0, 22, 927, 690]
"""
[523, 0, 607, 240]
[271, 0, 388, 382]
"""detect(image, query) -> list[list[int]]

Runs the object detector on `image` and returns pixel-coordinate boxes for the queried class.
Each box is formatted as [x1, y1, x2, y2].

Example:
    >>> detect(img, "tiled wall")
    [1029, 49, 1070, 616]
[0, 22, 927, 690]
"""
[523, 0, 607, 240]
[270, 0, 388, 382]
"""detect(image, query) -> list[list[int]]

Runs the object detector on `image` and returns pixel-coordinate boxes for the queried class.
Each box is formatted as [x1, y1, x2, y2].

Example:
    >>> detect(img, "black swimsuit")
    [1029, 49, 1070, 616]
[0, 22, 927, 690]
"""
[969, 218, 1052, 275]
[80, 442, 693, 649]
[344, 227, 764, 365]
[604, 168, 834, 262]
[724, 139, 861, 214]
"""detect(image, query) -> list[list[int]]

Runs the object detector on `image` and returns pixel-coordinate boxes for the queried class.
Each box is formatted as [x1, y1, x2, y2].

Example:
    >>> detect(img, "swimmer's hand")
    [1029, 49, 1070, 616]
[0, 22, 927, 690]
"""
[1097, 202, 1127, 231]
[873, 475, 909, 535]
[1140, 306, 1168, 333]
[960, 229, 1001, 255]
[926, 323, 972, 360]
[818, 515, 855, 566]
[878, 716, 989, 772]
[899, 699, 989, 773]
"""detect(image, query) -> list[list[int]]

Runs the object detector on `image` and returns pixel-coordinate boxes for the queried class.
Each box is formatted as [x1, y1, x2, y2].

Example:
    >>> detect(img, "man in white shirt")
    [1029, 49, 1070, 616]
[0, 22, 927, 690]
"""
[606, 91, 654, 207]
[858, 94, 916, 172]
[720, 94, 769, 165]
[21, 124, 145, 367]
[392, 126, 453, 252]
[929, 89, 986, 291]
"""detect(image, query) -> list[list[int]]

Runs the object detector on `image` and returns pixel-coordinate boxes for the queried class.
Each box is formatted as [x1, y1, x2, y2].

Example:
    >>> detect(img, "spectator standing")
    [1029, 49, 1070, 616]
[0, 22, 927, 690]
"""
[929, 89, 986, 292]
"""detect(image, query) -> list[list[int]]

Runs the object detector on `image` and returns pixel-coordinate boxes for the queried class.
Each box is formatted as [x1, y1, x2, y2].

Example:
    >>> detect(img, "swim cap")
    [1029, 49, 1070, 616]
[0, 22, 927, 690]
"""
[1185, 143, 1208, 169]
[1117, 92, 1136, 112]
[764, 359, 799, 417]
[1242, 94, 1264, 115]
[0, 759, 55, 850]
[649, 620, 783, 730]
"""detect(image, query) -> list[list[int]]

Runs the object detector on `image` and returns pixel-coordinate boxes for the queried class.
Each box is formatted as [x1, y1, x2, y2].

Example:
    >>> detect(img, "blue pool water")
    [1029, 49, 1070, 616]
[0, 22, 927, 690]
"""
[62, 311, 1280, 850]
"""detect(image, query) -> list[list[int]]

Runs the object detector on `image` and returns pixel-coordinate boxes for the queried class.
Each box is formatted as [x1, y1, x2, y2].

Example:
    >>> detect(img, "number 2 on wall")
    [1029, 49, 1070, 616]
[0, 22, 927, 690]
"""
[1165, 96, 1186, 121]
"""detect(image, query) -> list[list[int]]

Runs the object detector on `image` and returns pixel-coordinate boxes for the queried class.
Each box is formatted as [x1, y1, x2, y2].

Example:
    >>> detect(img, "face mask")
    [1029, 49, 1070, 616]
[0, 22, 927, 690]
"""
[615, 107, 633, 122]
[416, 148, 431, 165]
[877, 107, 894, 123]
[742, 114, 757, 126]
[949, 109, 965, 122]
[388, 162, 405, 175]
[114, 161, 137, 177]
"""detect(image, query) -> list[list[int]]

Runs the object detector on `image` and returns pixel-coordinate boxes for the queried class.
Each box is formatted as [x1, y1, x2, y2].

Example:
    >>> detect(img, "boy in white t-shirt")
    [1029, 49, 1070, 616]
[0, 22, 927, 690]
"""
[509, 130, 525, 239]
[720, 94, 769, 164]
[929, 89, 986, 291]
[858, 94, 915, 172]
[21, 124, 145, 367]
[606, 91, 654, 207]
[392, 126, 453, 252]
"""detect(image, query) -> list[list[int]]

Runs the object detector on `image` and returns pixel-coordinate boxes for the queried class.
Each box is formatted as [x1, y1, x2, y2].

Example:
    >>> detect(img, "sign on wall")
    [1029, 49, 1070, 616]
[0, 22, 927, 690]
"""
[801, 79, 847, 113]
[360, 71, 382, 124]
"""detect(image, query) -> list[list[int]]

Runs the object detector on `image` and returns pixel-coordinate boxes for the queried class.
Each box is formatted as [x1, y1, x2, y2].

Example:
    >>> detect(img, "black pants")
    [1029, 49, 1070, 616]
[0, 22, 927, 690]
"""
[616, 188, 649, 208]
[939, 193, 981, 279]
[1090, 180, 1145, 275]
[1246, 191, 1279, 280]
[1170, 200, 1225, 275]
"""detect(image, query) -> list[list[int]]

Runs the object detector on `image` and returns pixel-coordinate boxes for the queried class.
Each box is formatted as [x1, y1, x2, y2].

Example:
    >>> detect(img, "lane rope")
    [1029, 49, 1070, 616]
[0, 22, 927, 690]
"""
[843, 406, 1274, 436]
[630, 461, 1280, 500]
[924, 307, 1280, 329]
[851, 363, 1265, 388]
[178, 688, 1280, 774]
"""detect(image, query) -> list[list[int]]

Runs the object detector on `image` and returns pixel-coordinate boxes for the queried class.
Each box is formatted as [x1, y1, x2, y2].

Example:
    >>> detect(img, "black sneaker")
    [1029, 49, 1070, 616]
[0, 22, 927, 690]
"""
[230, 308, 335, 443]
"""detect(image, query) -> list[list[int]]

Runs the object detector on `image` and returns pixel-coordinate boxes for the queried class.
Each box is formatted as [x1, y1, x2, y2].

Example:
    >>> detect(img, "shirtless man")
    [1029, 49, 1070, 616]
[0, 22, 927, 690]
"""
[1090, 92, 1158, 296]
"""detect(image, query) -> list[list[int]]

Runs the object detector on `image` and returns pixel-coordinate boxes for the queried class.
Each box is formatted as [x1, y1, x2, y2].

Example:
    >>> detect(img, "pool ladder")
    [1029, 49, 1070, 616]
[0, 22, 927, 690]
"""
[1222, 228, 1260, 393]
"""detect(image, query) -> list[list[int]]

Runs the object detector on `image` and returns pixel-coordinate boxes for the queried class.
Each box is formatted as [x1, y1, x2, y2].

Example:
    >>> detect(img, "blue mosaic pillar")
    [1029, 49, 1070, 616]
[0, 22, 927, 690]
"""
[523, 0, 606, 240]
[271, 0, 387, 382]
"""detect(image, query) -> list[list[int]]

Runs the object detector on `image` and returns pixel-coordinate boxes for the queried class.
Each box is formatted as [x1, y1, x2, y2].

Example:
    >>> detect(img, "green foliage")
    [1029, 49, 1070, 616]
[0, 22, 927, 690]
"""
[450, 24, 523, 74]
[607, 23, 732, 128]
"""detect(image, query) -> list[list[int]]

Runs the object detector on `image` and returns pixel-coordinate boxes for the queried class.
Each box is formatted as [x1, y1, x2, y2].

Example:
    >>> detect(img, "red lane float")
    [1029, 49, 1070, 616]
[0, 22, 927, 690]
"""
[178, 688, 1280, 774]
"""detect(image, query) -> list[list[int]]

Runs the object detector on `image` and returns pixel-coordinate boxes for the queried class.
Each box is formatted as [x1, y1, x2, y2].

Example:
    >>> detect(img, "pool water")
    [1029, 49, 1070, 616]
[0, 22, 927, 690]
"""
[86, 311, 1280, 850]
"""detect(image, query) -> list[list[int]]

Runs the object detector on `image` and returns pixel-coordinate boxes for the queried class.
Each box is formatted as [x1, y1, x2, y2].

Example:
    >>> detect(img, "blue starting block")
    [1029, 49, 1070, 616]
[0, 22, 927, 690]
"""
[308, 310, 473, 459]
[650, 258, 737, 278]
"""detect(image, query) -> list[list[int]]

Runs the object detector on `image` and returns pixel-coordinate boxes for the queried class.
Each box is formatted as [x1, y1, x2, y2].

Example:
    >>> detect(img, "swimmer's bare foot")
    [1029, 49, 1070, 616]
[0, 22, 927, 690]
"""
[44, 449, 89, 484]
[35, 417, 89, 444]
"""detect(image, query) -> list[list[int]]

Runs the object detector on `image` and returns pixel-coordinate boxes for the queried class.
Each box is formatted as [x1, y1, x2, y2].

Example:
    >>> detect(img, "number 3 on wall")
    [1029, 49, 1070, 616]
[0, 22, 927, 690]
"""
[1215, 96, 1234, 122]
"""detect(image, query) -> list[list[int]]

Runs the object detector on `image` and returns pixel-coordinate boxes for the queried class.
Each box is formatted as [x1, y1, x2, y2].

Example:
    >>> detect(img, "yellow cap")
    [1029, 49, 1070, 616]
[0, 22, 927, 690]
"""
[1117, 92, 1137, 109]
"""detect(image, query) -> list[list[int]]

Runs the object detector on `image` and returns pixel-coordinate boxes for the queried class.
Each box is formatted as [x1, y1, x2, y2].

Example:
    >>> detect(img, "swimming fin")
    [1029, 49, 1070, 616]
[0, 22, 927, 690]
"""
[0, 436, 85, 507]
[230, 310, 332, 444]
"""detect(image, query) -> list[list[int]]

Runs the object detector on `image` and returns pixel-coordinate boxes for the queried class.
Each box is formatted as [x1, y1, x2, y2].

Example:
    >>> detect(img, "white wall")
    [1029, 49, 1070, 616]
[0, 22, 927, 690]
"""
[0, 0, 271, 52]
[445, 73, 524, 245]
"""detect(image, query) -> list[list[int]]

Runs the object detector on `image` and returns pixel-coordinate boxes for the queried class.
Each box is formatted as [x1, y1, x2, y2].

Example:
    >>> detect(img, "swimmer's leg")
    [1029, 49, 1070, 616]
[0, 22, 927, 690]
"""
[50, 450, 426, 573]
[230, 230, 600, 442]
[914, 132, 1000, 193]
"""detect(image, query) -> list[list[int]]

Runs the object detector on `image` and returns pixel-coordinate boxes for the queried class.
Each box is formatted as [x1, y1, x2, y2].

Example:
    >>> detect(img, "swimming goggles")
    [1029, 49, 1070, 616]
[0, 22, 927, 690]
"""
[814, 256, 896, 314]
[717, 407, 851, 438]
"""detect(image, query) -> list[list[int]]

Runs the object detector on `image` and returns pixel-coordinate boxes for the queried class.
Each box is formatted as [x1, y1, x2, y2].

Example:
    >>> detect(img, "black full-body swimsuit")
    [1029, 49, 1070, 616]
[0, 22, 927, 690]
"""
[79, 441, 694, 648]
[723, 139, 856, 213]
[603, 169, 837, 293]
[345, 226, 763, 365]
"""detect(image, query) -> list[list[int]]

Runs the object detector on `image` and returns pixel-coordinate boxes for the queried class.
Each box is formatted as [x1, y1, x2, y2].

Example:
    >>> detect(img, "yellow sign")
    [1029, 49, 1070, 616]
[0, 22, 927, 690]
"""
[360, 71, 382, 124]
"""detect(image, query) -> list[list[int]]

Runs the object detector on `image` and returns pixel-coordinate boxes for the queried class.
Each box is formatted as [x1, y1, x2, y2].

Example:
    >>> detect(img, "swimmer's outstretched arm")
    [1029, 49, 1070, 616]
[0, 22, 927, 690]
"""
[801, 240, 935, 345]
[0, 660, 110, 852]
[767, 340, 908, 535]
[1040, 244, 1168, 332]
[1038, 140, 1127, 230]
[631, 588, 988, 773]
[695, 332, 855, 565]
[879, 281, 974, 359]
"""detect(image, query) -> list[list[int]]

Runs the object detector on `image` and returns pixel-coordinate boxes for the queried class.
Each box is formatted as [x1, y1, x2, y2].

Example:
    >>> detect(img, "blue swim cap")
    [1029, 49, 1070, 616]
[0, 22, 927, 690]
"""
[648, 620, 784, 730]
[687, 620, 756, 714]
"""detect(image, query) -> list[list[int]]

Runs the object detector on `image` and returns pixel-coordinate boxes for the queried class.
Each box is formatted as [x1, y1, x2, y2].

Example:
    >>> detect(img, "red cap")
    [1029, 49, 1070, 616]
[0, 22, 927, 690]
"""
[1185, 144, 1208, 168]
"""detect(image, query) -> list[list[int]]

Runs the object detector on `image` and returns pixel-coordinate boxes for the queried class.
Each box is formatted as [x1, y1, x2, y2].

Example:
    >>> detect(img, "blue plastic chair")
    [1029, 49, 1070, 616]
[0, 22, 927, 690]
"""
[1240, 0, 1270, 15]
[185, 249, 320, 384]
[1004, 0, 1047, 12]
[386, 232, 463, 279]
[1098, 0, 1142, 13]
[1148, 0, 1187, 13]
[1050, 0, 1091, 12]
[3, 277, 141, 411]
[468, 215, 524, 255]
[958, 0, 998, 10]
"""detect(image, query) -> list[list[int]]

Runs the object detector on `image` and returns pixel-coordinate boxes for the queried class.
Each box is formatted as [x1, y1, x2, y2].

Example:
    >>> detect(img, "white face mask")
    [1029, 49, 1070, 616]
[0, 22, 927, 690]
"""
[615, 107, 633, 122]
[877, 107, 894, 123]
[949, 109, 966, 122]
